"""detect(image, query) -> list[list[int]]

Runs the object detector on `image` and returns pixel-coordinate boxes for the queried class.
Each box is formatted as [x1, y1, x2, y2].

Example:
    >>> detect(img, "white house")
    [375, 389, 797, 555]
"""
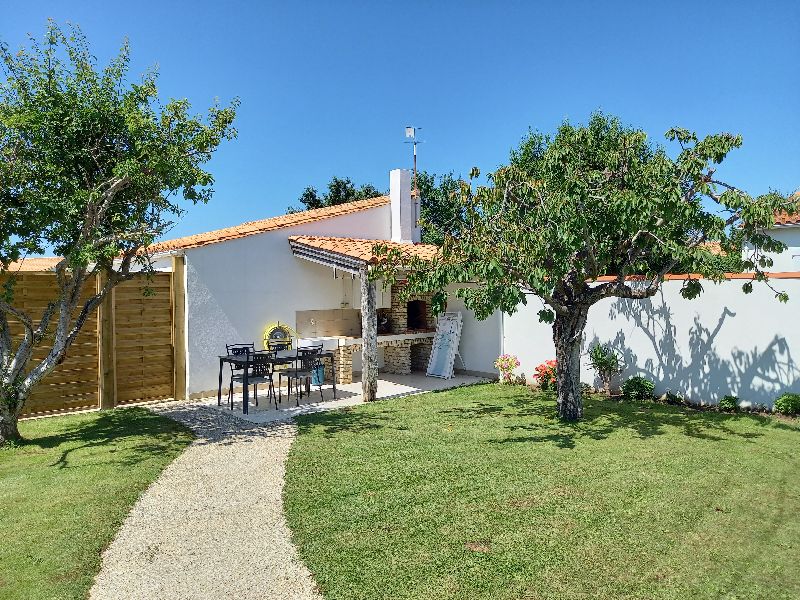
[149, 168, 499, 398]
[763, 194, 800, 270]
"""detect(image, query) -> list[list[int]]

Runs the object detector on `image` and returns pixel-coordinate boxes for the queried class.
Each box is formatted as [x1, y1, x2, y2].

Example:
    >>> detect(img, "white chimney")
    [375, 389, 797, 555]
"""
[390, 168, 420, 243]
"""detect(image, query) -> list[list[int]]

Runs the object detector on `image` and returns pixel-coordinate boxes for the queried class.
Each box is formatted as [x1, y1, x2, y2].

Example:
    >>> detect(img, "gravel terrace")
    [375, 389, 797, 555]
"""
[89, 402, 322, 600]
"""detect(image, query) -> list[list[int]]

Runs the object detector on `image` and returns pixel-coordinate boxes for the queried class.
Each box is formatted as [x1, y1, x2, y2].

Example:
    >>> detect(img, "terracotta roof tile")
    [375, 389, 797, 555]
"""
[3, 257, 63, 272]
[774, 190, 800, 226]
[148, 195, 390, 253]
[699, 241, 725, 255]
[288, 236, 438, 264]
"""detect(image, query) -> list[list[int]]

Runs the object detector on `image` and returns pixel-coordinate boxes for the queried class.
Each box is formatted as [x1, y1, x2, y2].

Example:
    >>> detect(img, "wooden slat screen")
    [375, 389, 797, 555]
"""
[3, 271, 175, 417]
[1, 273, 100, 417]
[113, 275, 174, 405]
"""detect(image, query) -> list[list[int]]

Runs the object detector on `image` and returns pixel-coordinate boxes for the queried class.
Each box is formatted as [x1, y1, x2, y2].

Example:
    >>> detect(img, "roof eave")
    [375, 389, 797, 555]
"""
[289, 239, 366, 275]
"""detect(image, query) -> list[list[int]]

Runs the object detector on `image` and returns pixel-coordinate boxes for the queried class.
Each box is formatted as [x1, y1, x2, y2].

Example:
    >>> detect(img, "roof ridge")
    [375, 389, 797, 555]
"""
[289, 234, 428, 244]
[148, 195, 390, 253]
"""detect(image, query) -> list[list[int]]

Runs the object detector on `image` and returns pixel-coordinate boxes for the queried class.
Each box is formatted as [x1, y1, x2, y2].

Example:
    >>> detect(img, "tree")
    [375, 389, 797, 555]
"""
[0, 22, 238, 444]
[375, 113, 793, 420]
[288, 176, 383, 213]
[416, 171, 462, 245]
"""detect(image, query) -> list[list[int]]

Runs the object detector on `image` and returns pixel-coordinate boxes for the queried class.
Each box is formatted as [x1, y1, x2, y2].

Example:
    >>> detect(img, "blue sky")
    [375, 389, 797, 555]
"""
[3, 0, 799, 241]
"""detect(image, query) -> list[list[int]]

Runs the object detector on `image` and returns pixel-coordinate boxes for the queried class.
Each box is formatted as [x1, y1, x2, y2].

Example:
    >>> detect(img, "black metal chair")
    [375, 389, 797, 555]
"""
[229, 350, 277, 409]
[297, 344, 337, 400]
[225, 343, 255, 409]
[280, 346, 324, 406]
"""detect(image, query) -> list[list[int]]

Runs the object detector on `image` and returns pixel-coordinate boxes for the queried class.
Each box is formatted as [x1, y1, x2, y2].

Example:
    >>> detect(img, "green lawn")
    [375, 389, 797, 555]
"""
[0, 408, 193, 600]
[285, 384, 800, 600]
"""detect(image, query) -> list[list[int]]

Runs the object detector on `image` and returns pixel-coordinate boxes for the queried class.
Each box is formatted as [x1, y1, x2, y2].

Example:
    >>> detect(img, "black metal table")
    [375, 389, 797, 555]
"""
[216, 350, 336, 414]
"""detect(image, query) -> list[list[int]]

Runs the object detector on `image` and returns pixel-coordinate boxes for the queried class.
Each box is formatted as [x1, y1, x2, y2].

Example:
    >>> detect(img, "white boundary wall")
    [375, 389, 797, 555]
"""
[502, 276, 800, 408]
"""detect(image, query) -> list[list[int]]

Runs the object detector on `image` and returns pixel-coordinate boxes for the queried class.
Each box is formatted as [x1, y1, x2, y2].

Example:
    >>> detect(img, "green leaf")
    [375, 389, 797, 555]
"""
[537, 309, 555, 324]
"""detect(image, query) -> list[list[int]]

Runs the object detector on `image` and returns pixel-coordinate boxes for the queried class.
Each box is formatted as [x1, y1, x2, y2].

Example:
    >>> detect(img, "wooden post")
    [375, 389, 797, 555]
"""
[98, 273, 116, 409]
[360, 266, 378, 402]
[172, 255, 187, 401]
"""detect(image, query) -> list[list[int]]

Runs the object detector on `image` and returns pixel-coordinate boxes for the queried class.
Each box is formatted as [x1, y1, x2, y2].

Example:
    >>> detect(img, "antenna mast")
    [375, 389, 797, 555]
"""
[405, 126, 421, 198]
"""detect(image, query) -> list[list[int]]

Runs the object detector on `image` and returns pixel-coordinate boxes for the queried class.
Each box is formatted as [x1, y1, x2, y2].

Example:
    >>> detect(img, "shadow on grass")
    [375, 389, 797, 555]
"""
[436, 388, 799, 449]
[294, 406, 408, 437]
[19, 408, 192, 470]
[498, 395, 799, 448]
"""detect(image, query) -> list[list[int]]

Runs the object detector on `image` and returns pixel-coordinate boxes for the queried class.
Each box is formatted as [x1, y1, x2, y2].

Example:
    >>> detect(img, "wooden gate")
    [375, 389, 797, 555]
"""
[3, 270, 180, 417]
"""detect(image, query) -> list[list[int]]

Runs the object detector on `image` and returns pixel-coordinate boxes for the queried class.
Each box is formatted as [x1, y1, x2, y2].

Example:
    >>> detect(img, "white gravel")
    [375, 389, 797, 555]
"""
[89, 402, 322, 600]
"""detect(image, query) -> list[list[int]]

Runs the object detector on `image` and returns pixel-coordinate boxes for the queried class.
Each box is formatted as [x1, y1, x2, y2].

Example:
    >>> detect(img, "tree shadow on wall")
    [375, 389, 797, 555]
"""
[596, 290, 800, 405]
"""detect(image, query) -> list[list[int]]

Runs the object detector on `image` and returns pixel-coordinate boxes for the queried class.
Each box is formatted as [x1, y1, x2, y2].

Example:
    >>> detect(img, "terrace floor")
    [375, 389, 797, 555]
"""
[197, 372, 488, 424]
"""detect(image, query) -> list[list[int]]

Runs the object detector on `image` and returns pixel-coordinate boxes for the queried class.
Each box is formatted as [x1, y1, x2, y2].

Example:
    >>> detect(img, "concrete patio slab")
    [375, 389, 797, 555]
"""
[198, 372, 487, 424]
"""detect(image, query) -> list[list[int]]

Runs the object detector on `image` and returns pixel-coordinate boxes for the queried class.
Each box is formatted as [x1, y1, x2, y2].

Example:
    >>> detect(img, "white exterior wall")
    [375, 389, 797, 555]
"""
[503, 277, 800, 408]
[446, 293, 502, 376]
[763, 226, 800, 271]
[184, 204, 390, 394]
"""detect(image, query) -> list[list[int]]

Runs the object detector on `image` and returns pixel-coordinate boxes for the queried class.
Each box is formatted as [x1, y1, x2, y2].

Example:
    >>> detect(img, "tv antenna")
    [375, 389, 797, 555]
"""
[404, 126, 423, 198]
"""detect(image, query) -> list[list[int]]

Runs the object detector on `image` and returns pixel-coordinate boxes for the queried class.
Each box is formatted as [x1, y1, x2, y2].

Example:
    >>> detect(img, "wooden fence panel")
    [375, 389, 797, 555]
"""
[4, 271, 176, 417]
[113, 274, 174, 405]
[3, 273, 101, 417]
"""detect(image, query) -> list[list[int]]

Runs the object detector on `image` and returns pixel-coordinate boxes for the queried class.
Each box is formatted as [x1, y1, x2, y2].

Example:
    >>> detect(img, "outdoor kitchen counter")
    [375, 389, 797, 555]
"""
[299, 333, 436, 384]
[300, 332, 435, 347]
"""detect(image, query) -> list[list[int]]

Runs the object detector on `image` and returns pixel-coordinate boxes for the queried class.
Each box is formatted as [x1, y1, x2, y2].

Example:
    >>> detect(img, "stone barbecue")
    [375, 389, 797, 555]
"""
[304, 282, 437, 385]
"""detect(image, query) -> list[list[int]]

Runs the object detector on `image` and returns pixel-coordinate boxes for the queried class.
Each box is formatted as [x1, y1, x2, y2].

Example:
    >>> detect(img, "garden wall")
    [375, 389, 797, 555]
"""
[501, 273, 800, 408]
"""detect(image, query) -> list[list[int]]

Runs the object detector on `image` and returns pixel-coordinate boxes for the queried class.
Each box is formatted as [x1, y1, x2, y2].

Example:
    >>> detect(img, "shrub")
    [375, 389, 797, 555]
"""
[533, 360, 557, 390]
[494, 354, 521, 384]
[774, 393, 800, 416]
[661, 391, 686, 406]
[622, 376, 655, 401]
[587, 343, 622, 395]
[718, 395, 738, 412]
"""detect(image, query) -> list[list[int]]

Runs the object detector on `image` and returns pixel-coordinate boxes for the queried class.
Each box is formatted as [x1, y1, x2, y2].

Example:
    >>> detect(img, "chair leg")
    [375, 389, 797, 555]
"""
[254, 383, 258, 407]
[270, 380, 278, 409]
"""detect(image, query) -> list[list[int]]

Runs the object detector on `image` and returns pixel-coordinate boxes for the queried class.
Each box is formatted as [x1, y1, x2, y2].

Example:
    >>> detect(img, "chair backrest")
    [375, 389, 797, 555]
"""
[250, 350, 275, 377]
[226, 343, 255, 372]
[267, 339, 292, 352]
[297, 347, 322, 372]
[227, 343, 255, 356]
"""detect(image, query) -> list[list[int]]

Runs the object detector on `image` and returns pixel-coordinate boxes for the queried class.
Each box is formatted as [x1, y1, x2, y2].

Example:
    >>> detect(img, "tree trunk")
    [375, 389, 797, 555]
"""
[360, 267, 378, 402]
[552, 306, 589, 421]
[0, 388, 23, 445]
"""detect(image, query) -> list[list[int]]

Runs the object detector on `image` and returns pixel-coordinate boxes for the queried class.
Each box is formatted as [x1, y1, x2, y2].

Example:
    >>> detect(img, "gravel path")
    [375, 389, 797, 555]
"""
[90, 402, 322, 600]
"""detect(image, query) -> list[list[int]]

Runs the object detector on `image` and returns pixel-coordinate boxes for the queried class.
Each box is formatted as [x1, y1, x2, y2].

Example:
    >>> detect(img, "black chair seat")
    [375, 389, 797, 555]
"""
[231, 373, 273, 385]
